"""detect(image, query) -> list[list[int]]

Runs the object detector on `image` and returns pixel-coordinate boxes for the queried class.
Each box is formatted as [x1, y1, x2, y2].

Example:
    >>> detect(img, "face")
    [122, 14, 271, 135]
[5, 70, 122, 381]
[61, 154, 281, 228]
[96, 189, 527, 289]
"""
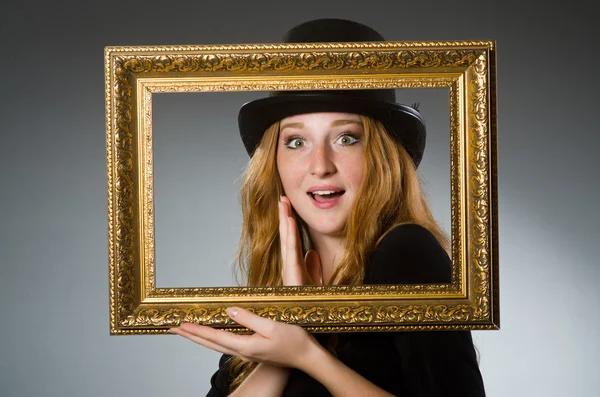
[276, 112, 366, 238]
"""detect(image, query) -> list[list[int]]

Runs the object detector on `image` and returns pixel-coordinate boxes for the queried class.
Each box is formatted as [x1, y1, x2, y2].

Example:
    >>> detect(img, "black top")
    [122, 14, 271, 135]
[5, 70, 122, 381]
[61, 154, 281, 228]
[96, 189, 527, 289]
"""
[206, 224, 486, 396]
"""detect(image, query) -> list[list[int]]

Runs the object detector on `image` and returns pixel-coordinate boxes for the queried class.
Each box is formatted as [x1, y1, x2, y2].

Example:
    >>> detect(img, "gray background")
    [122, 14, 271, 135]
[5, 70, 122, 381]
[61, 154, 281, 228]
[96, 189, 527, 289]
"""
[1, 0, 598, 396]
[152, 88, 449, 287]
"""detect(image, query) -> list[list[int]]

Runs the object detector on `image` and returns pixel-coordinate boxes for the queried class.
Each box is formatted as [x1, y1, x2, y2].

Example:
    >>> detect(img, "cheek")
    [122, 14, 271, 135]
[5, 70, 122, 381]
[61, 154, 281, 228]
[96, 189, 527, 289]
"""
[343, 154, 365, 189]
[276, 155, 300, 191]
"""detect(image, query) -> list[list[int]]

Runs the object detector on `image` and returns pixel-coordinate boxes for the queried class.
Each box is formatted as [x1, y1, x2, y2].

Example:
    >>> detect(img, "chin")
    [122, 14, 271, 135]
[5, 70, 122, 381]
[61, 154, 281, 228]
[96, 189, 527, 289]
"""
[306, 219, 346, 237]
[293, 198, 351, 237]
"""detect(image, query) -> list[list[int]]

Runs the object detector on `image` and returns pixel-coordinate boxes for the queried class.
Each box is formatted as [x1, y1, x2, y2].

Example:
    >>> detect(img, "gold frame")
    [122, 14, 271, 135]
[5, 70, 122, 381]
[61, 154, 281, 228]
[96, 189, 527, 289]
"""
[105, 41, 499, 335]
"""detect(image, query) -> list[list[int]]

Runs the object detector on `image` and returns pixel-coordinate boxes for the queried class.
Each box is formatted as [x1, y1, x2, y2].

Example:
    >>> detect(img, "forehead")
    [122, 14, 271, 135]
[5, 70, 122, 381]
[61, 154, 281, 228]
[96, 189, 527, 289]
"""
[279, 112, 362, 128]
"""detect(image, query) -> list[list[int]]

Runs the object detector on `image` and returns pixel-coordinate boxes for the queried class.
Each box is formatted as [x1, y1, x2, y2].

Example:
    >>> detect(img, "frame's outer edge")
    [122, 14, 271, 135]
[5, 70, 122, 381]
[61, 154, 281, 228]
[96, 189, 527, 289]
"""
[103, 41, 496, 54]
[104, 43, 500, 334]
[105, 48, 117, 334]
[488, 42, 500, 330]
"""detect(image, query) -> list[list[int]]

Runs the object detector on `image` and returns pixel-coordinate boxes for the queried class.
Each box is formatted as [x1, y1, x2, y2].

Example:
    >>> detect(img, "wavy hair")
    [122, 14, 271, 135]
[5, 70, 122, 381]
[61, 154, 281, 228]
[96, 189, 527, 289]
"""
[227, 115, 449, 392]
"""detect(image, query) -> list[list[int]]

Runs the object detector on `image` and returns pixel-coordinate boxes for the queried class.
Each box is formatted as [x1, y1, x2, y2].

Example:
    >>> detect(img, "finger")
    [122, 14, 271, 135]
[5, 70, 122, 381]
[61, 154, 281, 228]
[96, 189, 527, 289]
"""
[174, 321, 257, 354]
[288, 215, 305, 269]
[281, 196, 298, 266]
[280, 195, 293, 217]
[170, 326, 240, 357]
[281, 197, 305, 286]
[304, 249, 323, 285]
[279, 197, 297, 285]
[285, 215, 304, 285]
[226, 307, 278, 338]
[278, 198, 287, 261]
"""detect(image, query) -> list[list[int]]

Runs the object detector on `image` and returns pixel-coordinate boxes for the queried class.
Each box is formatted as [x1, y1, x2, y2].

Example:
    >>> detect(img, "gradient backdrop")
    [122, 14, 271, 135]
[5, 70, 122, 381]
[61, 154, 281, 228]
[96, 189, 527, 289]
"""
[1, 1, 598, 396]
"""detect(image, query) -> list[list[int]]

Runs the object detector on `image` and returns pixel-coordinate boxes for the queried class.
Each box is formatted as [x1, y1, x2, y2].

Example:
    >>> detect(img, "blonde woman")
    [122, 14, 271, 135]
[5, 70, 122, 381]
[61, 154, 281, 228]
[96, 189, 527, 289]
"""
[170, 19, 486, 397]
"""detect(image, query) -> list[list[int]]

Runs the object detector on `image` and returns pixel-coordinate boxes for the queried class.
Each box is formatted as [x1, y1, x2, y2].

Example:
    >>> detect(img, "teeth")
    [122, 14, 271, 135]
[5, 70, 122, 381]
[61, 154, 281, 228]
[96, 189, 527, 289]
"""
[311, 190, 338, 195]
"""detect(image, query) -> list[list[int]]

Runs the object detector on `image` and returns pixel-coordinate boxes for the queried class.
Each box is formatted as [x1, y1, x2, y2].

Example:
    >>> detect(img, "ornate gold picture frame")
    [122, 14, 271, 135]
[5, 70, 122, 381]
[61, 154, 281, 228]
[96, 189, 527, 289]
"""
[105, 41, 498, 335]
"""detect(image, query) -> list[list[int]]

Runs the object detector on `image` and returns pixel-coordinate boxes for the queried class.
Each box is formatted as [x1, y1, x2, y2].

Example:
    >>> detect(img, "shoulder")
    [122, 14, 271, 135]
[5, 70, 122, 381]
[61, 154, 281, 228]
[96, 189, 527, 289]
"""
[364, 223, 451, 285]
[206, 354, 234, 396]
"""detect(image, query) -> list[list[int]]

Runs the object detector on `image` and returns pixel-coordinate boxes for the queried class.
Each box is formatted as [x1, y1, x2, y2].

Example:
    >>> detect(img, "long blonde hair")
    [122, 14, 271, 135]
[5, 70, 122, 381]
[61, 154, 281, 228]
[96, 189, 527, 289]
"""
[227, 115, 448, 392]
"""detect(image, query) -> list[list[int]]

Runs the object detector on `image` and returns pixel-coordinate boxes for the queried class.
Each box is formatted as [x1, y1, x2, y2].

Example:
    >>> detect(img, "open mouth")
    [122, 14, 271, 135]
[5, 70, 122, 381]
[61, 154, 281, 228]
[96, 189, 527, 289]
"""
[308, 190, 345, 203]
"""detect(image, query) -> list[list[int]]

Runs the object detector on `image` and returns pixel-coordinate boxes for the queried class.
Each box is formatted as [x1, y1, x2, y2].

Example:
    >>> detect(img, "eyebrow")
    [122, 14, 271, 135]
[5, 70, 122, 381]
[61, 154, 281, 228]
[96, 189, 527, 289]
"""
[331, 119, 362, 127]
[280, 122, 304, 132]
[280, 119, 362, 132]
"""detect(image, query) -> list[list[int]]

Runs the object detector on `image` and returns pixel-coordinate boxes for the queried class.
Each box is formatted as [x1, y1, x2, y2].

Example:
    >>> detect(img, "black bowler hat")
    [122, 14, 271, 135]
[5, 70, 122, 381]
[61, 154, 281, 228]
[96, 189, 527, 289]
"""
[238, 19, 427, 167]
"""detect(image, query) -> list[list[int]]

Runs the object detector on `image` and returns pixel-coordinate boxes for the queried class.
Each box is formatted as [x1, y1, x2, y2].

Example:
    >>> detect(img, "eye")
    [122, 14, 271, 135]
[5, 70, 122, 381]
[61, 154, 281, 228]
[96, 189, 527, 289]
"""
[337, 133, 360, 146]
[284, 137, 305, 149]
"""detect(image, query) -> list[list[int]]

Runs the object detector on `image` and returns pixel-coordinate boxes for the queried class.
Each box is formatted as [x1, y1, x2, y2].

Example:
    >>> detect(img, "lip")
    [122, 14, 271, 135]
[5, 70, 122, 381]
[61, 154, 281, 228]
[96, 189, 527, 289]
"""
[309, 193, 344, 209]
[307, 186, 345, 209]
[307, 185, 344, 193]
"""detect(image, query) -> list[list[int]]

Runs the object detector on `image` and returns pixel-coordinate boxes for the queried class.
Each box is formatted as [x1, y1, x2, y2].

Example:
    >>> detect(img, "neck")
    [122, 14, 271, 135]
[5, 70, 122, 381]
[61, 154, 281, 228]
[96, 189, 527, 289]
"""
[308, 229, 345, 285]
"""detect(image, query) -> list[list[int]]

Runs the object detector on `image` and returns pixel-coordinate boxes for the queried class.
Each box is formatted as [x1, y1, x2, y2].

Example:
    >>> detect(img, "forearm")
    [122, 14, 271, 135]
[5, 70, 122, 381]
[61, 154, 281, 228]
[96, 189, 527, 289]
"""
[300, 345, 395, 397]
[229, 363, 290, 397]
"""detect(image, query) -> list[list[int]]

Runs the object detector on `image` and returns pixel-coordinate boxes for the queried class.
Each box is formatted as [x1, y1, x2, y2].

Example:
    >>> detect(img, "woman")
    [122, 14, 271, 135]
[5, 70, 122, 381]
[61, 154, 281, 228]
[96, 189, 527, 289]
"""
[170, 19, 486, 396]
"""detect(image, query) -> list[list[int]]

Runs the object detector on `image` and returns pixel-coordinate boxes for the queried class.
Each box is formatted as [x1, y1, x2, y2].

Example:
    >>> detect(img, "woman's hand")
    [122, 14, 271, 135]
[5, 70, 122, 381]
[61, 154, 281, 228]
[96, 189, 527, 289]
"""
[170, 195, 325, 389]
[169, 307, 321, 370]
[170, 308, 397, 397]
[278, 195, 322, 286]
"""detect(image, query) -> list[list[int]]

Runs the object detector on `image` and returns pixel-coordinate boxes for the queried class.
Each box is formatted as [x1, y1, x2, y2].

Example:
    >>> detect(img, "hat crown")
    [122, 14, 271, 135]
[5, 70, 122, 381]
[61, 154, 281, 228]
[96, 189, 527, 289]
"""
[275, 19, 395, 102]
[238, 19, 427, 167]
[282, 19, 386, 43]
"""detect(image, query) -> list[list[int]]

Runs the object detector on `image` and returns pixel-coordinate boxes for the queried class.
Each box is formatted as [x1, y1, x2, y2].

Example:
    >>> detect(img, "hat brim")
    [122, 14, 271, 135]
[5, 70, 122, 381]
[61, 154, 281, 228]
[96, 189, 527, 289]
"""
[238, 93, 426, 167]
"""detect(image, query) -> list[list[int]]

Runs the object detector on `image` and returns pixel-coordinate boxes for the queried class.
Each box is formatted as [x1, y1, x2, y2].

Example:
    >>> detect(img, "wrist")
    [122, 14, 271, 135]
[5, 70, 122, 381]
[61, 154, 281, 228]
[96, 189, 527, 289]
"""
[296, 336, 333, 375]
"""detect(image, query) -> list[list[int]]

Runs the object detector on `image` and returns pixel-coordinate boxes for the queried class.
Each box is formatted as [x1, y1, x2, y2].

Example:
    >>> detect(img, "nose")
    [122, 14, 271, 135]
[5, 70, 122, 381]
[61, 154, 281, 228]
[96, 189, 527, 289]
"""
[308, 143, 336, 177]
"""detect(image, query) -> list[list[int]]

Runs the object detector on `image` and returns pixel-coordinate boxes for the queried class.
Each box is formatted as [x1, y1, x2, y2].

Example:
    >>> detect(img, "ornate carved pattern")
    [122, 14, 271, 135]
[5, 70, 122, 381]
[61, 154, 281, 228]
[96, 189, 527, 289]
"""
[467, 53, 491, 320]
[147, 283, 461, 298]
[106, 43, 498, 333]
[113, 323, 497, 335]
[448, 80, 464, 291]
[111, 57, 139, 324]
[105, 49, 117, 332]
[118, 49, 481, 75]
[120, 303, 478, 327]
[144, 78, 453, 93]
[140, 87, 157, 293]
[107, 41, 493, 53]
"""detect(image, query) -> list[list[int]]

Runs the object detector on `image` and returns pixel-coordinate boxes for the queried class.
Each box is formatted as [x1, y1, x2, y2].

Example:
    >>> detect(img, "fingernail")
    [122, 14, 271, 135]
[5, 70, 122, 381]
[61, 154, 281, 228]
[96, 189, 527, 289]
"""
[168, 328, 178, 334]
[226, 307, 239, 318]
